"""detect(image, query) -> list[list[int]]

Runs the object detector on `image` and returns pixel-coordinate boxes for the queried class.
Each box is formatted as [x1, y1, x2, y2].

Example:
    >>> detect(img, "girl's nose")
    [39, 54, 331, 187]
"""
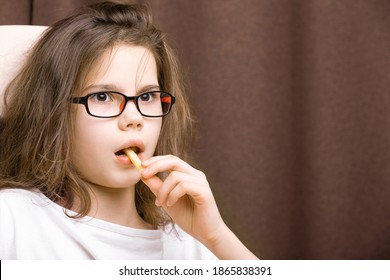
[118, 100, 144, 130]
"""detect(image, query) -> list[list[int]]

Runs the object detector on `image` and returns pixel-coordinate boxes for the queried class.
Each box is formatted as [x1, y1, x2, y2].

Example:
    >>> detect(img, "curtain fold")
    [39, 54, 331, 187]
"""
[1, 0, 390, 259]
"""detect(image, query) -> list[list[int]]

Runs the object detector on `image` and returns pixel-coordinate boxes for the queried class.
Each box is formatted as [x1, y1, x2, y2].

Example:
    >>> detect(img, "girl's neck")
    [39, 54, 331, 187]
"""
[77, 184, 155, 230]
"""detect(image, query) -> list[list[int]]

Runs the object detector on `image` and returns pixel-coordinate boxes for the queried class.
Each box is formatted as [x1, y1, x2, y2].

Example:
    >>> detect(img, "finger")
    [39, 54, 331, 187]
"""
[141, 175, 163, 197]
[141, 155, 199, 179]
[165, 181, 199, 207]
[155, 171, 198, 206]
[142, 155, 173, 166]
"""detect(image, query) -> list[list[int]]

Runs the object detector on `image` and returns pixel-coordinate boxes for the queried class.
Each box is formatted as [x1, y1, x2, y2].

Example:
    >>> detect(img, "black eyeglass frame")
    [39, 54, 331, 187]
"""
[70, 90, 176, 118]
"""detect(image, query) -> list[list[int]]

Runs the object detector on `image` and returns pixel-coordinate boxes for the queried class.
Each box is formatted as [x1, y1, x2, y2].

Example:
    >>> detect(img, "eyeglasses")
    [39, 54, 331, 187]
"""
[70, 90, 175, 118]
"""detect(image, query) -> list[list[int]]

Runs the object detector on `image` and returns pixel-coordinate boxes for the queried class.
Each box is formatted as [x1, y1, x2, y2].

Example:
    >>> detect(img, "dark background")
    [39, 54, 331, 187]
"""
[1, 0, 390, 259]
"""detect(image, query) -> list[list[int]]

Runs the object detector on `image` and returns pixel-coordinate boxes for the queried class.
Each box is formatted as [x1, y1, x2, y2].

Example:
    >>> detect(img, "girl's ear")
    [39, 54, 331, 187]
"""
[0, 25, 48, 115]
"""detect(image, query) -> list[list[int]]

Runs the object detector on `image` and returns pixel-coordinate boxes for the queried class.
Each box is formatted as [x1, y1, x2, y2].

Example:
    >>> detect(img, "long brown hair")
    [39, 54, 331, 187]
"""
[0, 1, 194, 227]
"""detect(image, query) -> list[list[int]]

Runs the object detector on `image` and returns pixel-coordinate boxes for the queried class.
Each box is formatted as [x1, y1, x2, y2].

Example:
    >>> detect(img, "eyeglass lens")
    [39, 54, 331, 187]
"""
[87, 91, 172, 117]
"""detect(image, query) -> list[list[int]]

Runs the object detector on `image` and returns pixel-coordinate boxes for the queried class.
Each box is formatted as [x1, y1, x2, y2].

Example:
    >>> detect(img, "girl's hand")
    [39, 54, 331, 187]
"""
[140, 155, 224, 246]
[140, 155, 259, 260]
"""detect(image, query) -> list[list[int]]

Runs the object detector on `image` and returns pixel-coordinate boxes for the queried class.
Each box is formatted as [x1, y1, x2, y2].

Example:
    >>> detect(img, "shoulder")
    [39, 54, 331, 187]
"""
[160, 224, 218, 260]
[0, 188, 48, 258]
[0, 188, 48, 207]
[0, 188, 50, 221]
[0, 188, 58, 224]
[0, 187, 36, 203]
[0, 188, 63, 223]
[0, 188, 71, 259]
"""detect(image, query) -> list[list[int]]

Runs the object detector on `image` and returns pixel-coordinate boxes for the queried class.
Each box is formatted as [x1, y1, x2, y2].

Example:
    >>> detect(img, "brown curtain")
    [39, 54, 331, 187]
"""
[1, 0, 390, 259]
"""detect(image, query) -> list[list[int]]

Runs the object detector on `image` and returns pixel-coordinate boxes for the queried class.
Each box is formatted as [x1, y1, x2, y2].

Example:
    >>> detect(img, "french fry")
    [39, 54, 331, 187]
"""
[124, 148, 143, 171]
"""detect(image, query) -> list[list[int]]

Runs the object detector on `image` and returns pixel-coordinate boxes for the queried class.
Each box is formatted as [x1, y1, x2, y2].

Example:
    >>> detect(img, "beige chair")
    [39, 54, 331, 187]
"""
[0, 25, 47, 114]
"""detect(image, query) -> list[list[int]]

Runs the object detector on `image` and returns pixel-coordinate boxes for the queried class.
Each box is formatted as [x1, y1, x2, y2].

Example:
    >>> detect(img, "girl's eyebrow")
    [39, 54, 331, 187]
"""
[82, 83, 160, 94]
[83, 83, 122, 93]
[137, 84, 161, 93]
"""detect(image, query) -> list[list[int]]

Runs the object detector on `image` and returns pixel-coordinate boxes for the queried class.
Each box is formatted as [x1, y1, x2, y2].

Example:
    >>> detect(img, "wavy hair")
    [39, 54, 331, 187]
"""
[0, 1, 194, 227]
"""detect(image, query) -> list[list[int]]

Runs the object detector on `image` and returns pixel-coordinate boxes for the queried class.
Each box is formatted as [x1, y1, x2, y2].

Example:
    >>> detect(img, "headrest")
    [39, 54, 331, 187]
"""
[0, 25, 47, 115]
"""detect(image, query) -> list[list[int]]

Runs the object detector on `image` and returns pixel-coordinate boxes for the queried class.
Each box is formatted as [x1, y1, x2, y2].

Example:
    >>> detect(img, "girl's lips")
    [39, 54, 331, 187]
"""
[115, 151, 143, 166]
[116, 139, 145, 154]
[115, 139, 145, 166]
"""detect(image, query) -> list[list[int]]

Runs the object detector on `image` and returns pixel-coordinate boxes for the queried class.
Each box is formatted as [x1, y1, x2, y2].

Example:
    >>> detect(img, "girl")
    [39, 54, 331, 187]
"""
[0, 1, 258, 260]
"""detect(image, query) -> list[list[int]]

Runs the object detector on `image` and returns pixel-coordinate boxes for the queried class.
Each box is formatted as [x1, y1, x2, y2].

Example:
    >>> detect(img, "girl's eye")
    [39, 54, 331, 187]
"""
[139, 92, 154, 102]
[138, 92, 159, 103]
[90, 92, 113, 103]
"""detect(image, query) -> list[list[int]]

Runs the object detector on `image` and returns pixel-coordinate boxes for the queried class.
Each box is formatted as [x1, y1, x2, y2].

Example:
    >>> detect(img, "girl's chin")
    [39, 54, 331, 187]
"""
[89, 173, 142, 190]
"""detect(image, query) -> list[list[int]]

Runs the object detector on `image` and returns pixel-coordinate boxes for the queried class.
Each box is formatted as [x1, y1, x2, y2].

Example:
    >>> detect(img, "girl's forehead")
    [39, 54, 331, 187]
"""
[82, 44, 158, 93]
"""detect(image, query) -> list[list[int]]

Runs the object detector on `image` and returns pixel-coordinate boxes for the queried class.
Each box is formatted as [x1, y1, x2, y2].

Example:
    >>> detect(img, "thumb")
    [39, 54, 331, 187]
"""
[141, 175, 163, 196]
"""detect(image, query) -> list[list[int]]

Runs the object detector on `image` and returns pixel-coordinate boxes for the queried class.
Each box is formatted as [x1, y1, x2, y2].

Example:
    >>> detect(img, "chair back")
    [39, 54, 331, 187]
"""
[0, 25, 47, 114]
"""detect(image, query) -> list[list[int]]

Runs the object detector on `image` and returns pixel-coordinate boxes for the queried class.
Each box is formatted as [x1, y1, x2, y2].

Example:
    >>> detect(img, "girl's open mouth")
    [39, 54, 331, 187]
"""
[115, 146, 142, 166]
[115, 146, 140, 157]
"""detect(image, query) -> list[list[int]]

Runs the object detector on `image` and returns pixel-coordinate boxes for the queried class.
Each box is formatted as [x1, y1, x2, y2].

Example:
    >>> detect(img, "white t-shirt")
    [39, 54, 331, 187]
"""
[0, 188, 217, 260]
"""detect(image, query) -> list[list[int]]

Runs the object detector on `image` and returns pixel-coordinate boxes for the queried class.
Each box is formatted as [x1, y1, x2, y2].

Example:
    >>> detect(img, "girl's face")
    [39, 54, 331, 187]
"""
[71, 44, 162, 189]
